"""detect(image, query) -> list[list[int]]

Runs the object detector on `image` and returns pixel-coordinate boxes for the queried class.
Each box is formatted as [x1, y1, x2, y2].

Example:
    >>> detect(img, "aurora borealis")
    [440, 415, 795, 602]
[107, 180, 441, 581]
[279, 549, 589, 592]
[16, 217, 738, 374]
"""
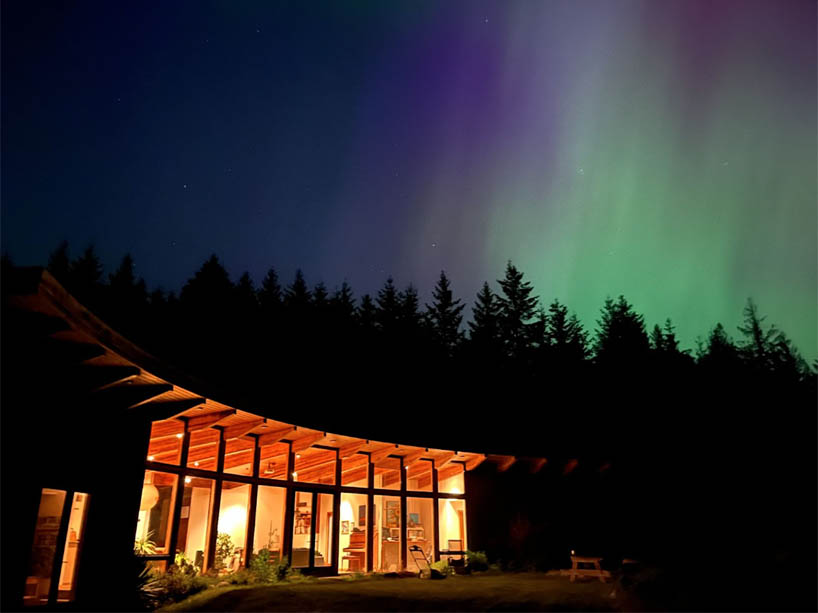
[2, 0, 816, 358]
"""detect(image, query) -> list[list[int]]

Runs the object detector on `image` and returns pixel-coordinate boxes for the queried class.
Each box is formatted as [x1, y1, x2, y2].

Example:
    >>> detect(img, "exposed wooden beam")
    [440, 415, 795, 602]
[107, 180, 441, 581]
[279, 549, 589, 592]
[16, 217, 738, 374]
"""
[257, 426, 296, 447]
[93, 382, 172, 410]
[438, 464, 464, 481]
[291, 431, 326, 453]
[86, 365, 141, 392]
[496, 455, 516, 472]
[141, 397, 206, 416]
[529, 457, 547, 474]
[186, 409, 236, 431]
[341, 454, 369, 470]
[148, 419, 185, 439]
[369, 444, 397, 463]
[338, 441, 367, 458]
[465, 454, 487, 471]
[373, 456, 401, 470]
[407, 461, 433, 478]
[434, 451, 456, 470]
[401, 449, 427, 467]
[221, 418, 265, 439]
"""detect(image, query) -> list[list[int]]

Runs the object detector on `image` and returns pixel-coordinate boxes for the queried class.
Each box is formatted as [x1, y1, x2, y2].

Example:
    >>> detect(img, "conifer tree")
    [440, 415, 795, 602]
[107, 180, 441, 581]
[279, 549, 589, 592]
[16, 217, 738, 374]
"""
[47, 240, 71, 285]
[357, 293, 377, 330]
[468, 282, 502, 357]
[284, 269, 311, 310]
[330, 281, 356, 321]
[69, 244, 104, 308]
[496, 261, 539, 360]
[426, 271, 465, 357]
[375, 277, 400, 333]
[593, 295, 650, 365]
[542, 299, 588, 363]
[234, 272, 259, 313]
[259, 268, 282, 312]
[312, 281, 329, 311]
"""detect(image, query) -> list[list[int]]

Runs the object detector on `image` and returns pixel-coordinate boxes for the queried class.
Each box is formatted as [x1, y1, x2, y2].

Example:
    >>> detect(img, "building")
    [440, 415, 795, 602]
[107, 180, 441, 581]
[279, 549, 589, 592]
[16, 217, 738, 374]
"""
[2, 268, 524, 610]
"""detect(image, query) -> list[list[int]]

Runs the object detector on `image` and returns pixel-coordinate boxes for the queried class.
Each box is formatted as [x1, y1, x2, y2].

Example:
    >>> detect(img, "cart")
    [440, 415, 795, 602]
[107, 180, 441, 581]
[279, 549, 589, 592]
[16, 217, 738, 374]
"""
[409, 545, 445, 579]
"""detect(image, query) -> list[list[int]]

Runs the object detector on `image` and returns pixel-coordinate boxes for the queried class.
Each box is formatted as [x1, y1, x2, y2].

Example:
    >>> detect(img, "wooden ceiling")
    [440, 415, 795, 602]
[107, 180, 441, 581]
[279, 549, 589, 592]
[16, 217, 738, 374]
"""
[5, 268, 536, 474]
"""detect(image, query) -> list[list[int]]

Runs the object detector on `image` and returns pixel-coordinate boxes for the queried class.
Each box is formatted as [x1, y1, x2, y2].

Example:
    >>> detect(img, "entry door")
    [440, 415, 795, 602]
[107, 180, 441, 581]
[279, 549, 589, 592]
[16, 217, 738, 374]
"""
[290, 491, 334, 571]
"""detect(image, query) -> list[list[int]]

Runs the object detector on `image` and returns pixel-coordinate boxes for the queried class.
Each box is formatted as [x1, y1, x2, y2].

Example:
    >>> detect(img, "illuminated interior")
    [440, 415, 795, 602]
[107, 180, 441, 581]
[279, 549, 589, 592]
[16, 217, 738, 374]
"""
[24, 489, 67, 606]
[56, 492, 90, 602]
[134, 408, 484, 576]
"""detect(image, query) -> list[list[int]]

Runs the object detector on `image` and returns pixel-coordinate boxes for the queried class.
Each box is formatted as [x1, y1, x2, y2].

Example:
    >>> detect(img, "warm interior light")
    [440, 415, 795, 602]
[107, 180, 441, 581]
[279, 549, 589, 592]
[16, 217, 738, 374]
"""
[147, 455, 155, 461]
[295, 454, 301, 459]
[450, 487, 462, 495]
[193, 461, 199, 467]
[139, 484, 159, 511]
[571, 549, 575, 555]
[292, 472, 297, 478]
[184, 476, 192, 484]
[176, 433, 183, 439]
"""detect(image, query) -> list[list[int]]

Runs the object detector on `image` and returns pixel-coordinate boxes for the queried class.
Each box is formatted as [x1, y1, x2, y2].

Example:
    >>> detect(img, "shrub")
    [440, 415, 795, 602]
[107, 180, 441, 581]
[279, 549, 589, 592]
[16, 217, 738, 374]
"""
[430, 559, 454, 576]
[285, 566, 310, 583]
[214, 533, 236, 572]
[146, 567, 211, 606]
[224, 569, 256, 585]
[174, 551, 200, 576]
[250, 549, 277, 583]
[466, 550, 489, 571]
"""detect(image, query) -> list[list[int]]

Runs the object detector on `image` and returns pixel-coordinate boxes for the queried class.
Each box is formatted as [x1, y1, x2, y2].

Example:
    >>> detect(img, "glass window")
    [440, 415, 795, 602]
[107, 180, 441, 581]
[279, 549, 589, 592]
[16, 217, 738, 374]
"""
[259, 441, 288, 480]
[253, 486, 285, 564]
[24, 488, 67, 606]
[406, 460, 433, 492]
[291, 491, 313, 568]
[293, 447, 336, 485]
[338, 493, 367, 573]
[187, 429, 220, 472]
[405, 498, 433, 570]
[374, 495, 401, 572]
[56, 492, 90, 602]
[216, 482, 251, 572]
[438, 498, 467, 556]
[146, 420, 183, 465]
[224, 437, 255, 476]
[135, 470, 177, 555]
[314, 493, 333, 567]
[178, 477, 214, 572]
[341, 453, 369, 487]
[437, 463, 465, 494]
[373, 457, 401, 490]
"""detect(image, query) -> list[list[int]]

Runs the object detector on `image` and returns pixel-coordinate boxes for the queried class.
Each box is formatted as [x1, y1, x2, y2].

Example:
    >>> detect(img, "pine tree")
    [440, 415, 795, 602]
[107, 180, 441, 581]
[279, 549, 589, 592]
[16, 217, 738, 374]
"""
[234, 272, 259, 313]
[284, 269, 312, 310]
[330, 281, 356, 321]
[496, 262, 539, 360]
[737, 298, 777, 370]
[468, 282, 502, 356]
[426, 271, 465, 357]
[259, 268, 282, 312]
[69, 245, 104, 308]
[312, 282, 329, 310]
[398, 284, 422, 330]
[180, 255, 234, 309]
[375, 277, 400, 333]
[593, 295, 650, 366]
[47, 240, 71, 285]
[357, 293, 377, 330]
[107, 254, 148, 333]
[542, 299, 588, 363]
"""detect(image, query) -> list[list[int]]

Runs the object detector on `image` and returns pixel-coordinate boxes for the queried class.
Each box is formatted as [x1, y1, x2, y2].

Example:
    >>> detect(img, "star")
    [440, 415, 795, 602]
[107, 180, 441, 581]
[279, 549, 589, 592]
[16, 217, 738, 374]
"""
[183, 184, 188, 189]
[431, 243, 437, 248]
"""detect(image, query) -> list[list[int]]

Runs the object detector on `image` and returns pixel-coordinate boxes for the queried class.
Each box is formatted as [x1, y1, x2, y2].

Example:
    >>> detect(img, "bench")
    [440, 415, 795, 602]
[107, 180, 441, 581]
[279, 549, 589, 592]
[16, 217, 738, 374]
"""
[559, 556, 612, 583]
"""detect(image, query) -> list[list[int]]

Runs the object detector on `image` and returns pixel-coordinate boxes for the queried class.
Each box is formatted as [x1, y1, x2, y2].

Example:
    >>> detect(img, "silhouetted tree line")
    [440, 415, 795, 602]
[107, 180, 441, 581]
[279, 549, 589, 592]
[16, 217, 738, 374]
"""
[27, 242, 814, 449]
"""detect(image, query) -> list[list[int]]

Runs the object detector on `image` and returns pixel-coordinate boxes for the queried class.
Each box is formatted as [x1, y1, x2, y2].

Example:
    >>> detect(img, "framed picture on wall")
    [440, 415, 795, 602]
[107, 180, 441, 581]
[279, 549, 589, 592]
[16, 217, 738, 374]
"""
[408, 513, 419, 527]
[358, 505, 366, 527]
[385, 501, 400, 527]
[341, 521, 349, 535]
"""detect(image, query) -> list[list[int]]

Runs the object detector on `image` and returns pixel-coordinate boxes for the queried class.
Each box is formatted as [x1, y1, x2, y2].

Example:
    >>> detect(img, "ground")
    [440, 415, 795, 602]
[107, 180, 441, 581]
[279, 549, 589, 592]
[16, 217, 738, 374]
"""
[160, 572, 626, 612]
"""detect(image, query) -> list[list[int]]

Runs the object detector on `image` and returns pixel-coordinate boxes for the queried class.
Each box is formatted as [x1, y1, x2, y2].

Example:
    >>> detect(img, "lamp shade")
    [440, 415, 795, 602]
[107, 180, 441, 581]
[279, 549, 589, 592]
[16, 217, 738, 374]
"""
[139, 484, 159, 511]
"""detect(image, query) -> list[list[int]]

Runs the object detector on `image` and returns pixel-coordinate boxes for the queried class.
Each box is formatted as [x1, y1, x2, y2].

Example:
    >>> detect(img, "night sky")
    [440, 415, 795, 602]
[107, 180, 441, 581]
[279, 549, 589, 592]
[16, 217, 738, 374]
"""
[2, 0, 816, 359]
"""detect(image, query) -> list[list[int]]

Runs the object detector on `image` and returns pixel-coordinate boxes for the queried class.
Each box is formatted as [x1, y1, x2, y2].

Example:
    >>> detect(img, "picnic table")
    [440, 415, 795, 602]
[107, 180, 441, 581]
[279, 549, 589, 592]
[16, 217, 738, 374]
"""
[561, 556, 612, 583]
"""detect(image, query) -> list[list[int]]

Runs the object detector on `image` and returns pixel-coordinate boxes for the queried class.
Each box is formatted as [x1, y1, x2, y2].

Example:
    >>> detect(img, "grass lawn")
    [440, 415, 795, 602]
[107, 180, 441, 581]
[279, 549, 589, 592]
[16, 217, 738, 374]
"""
[160, 572, 624, 612]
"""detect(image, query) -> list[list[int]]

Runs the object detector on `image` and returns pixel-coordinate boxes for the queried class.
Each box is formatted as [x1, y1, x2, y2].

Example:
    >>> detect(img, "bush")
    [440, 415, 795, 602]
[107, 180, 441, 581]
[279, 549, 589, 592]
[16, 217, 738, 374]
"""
[285, 566, 310, 583]
[147, 567, 211, 606]
[430, 559, 454, 576]
[224, 569, 256, 585]
[250, 549, 278, 583]
[466, 550, 489, 572]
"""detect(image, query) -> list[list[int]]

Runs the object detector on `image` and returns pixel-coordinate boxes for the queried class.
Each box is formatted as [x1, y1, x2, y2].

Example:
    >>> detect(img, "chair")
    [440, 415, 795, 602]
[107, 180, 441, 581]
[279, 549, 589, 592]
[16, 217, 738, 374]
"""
[447, 539, 465, 570]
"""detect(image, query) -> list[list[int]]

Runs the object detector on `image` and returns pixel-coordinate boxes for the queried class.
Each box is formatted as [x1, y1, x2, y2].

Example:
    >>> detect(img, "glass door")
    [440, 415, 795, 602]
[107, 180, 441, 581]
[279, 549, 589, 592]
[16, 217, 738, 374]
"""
[290, 491, 335, 572]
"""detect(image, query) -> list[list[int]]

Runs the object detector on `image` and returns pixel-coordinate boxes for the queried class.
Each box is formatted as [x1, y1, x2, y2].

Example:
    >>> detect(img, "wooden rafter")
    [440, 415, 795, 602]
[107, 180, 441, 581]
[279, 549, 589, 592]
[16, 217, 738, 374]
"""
[401, 448, 427, 467]
[434, 451, 456, 470]
[290, 431, 325, 453]
[186, 409, 236, 431]
[465, 454, 487, 471]
[528, 457, 547, 474]
[338, 440, 367, 458]
[369, 444, 397, 463]
[496, 455, 516, 472]
[221, 418, 265, 439]
[257, 426, 296, 447]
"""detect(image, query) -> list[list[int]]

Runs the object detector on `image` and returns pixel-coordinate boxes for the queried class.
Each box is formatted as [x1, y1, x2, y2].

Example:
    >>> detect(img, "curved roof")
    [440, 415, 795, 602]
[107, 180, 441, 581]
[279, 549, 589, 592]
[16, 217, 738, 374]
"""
[4, 268, 539, 474]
